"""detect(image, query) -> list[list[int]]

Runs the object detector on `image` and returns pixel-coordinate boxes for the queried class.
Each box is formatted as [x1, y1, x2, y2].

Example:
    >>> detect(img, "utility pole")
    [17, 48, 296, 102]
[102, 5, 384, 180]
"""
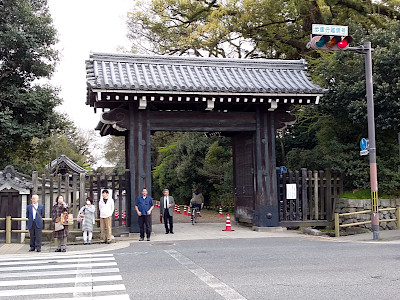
[348, 42, 379, 240]
[308, 26, 379, 240]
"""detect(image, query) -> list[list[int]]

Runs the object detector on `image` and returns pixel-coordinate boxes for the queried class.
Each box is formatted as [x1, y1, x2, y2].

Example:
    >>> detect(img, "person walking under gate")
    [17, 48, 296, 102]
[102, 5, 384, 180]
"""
[160, 189, 175, 234]
[135, 188, 154, 241]
[26, 194, 44, 252]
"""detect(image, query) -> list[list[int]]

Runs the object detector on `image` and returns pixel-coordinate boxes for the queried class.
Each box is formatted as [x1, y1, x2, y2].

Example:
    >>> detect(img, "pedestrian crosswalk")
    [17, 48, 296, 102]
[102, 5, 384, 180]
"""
[0, 253, 130, 299]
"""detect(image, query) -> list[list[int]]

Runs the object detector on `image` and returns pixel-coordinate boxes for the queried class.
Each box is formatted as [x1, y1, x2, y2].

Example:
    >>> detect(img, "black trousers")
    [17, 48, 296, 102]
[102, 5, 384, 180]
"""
[29, 222, 42, 250]
[138, 215, 152, 238]
[163, 209, 173, 233]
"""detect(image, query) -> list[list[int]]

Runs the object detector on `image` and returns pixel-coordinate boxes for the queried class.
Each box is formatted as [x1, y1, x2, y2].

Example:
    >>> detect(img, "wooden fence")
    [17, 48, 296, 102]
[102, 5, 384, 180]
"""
[10, 168, 342, 238]
[278, 168, 343, 227]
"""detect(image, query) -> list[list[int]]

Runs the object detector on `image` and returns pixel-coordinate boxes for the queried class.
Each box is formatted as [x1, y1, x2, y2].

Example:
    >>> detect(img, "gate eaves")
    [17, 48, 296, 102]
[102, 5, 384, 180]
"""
[86, 53, 325, 135]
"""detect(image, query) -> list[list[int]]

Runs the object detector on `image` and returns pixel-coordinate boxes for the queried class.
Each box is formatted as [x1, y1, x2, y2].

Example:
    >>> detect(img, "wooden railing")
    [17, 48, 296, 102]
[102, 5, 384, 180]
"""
[334, 206, 400, 237]
[2, 216, 101, 244]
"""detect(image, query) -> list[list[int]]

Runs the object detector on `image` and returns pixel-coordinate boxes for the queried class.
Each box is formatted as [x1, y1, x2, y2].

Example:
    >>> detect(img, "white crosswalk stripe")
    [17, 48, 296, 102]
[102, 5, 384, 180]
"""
[0, 253, 130, 299]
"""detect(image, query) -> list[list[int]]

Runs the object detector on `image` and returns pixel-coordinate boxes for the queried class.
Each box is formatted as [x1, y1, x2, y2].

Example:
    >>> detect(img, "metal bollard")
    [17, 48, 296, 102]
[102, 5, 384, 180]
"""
[6, 216, 11, 244]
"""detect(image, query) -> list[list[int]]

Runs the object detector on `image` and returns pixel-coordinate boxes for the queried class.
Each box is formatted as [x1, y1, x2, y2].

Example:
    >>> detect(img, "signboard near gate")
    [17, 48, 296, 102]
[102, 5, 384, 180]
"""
[286, 184, 297, 200]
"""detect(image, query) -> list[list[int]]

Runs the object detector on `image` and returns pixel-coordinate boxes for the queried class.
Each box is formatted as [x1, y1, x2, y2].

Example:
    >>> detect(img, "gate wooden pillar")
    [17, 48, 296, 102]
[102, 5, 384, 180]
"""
[253, 108, 279, 227]
[232, 108, 279, 227]
[127, 103, 152, 233]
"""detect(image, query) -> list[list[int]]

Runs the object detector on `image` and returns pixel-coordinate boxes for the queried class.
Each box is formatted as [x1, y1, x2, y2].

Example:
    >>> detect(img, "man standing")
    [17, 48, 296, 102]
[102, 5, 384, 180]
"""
[160, 189, 175, 234]
[26, 195, 44, 252]
[135, 188, 154, 241]
[99, 189, 114, 244]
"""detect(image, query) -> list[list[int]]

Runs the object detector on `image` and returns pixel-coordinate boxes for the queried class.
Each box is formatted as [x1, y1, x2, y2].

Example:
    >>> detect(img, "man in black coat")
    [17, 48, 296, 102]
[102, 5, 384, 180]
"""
[160, 189, 175, 234]
[26, 195, 44, 252]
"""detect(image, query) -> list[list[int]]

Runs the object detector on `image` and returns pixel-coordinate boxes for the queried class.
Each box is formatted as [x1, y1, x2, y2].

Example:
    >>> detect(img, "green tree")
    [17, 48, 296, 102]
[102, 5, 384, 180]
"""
[202, 140, 233, 208]
[10, 124, 98, 174]
[127, 0, 400, 59]
[127, 0, 400, 194]
[152, 132, 232, 206]
[286, 22, 400, 194]
[104, 136, 126, 174]
[0, 0, 64, 170]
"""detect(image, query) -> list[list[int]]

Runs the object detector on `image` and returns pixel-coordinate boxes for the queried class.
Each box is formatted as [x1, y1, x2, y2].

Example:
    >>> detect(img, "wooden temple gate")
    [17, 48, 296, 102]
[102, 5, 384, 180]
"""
[85, 53, 325, 232]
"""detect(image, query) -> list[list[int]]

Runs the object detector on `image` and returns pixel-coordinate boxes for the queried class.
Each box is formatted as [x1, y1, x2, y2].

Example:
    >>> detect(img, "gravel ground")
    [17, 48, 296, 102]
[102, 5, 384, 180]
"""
[152, 206, 227, 224]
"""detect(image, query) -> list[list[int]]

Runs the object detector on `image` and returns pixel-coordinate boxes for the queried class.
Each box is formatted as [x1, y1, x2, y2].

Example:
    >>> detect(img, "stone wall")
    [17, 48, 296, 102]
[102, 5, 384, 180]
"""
[335, 198, 400, 235]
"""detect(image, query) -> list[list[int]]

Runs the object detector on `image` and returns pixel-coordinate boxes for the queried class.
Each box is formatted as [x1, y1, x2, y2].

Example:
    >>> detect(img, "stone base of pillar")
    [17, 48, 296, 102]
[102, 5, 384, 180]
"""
[252, 226, 287, 232]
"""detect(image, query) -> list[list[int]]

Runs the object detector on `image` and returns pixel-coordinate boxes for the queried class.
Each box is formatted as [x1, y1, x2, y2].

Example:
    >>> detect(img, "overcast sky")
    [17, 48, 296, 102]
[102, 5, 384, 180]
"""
[48, 0, 133, 131]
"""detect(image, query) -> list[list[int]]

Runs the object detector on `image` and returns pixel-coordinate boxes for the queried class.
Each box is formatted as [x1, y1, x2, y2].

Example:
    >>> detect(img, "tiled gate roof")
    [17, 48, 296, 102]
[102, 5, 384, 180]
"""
[86, 52, 324, 95]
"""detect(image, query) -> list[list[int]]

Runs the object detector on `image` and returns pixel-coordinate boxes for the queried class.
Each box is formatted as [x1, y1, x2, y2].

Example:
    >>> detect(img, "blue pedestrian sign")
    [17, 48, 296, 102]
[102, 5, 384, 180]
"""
[360, 138, 369, 150]
[279, 166, 287, 175]
[360, 138, 369, 156]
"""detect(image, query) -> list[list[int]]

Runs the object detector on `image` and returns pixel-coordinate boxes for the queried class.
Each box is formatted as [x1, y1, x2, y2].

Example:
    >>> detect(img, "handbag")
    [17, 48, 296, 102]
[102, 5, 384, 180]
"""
[61, 212, 73, 225]
[54, 221, 64, 231]
[77, 211, 85, 223]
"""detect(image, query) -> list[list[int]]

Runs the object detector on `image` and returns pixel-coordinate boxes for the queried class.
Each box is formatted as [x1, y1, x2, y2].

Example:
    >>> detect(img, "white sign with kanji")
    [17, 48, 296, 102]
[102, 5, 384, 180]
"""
[312, 24, 348, 36]
[286, 184, 297, 200]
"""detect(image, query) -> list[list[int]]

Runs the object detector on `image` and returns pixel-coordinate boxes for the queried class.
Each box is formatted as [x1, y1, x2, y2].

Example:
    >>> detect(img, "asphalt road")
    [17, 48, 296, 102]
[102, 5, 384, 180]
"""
[110, 237, 400, 300]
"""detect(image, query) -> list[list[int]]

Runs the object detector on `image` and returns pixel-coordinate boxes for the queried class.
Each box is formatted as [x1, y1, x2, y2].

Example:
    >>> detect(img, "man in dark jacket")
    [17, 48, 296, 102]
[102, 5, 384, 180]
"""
[135, 188, 154, 241]
[26, 195, 44, 252]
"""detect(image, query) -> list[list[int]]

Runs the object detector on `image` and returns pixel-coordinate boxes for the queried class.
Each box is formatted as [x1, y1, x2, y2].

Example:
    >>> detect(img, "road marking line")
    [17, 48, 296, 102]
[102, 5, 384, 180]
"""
[0, 261, 117, 272]
[74, 254, 93, 298]
[0, 256, 114, 266]
[0, 275, 122, 287]
[0, 267, 120, 279]
[165, 249, 247, 300]
[0, 284, 126, 297]
[40, 294, 130, 300]
[0, 253, 113, 262]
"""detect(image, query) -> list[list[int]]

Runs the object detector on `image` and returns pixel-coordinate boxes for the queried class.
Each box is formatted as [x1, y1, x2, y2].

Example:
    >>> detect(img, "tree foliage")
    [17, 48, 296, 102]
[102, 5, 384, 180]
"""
[0, 0, 65, 172]
[8, 123, 98, 175]
[283, 21, 400, 194]
[127, 0, 400, 58]
[104, 136, 126, 174]
[151, 132, 233, 207]
[126, 0, 400, 195]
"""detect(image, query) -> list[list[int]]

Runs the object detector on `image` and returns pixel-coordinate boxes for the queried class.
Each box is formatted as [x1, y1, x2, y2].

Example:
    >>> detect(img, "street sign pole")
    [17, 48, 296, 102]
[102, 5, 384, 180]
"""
[365, 42, 379, 241]
[309, 25, 379, 240]
[348, 42, 379, 240]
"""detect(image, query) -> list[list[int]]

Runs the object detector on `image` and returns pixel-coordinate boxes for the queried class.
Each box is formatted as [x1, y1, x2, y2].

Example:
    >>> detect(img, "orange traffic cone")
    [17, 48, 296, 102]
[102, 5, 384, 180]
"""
[174, 205, 177, 213]
[222, 214, 234, 231]
[219, 206, 223, 217]
[122, 210, 126, 225]
[177, 205, 181, 214]
[183, 205, 187, 215]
